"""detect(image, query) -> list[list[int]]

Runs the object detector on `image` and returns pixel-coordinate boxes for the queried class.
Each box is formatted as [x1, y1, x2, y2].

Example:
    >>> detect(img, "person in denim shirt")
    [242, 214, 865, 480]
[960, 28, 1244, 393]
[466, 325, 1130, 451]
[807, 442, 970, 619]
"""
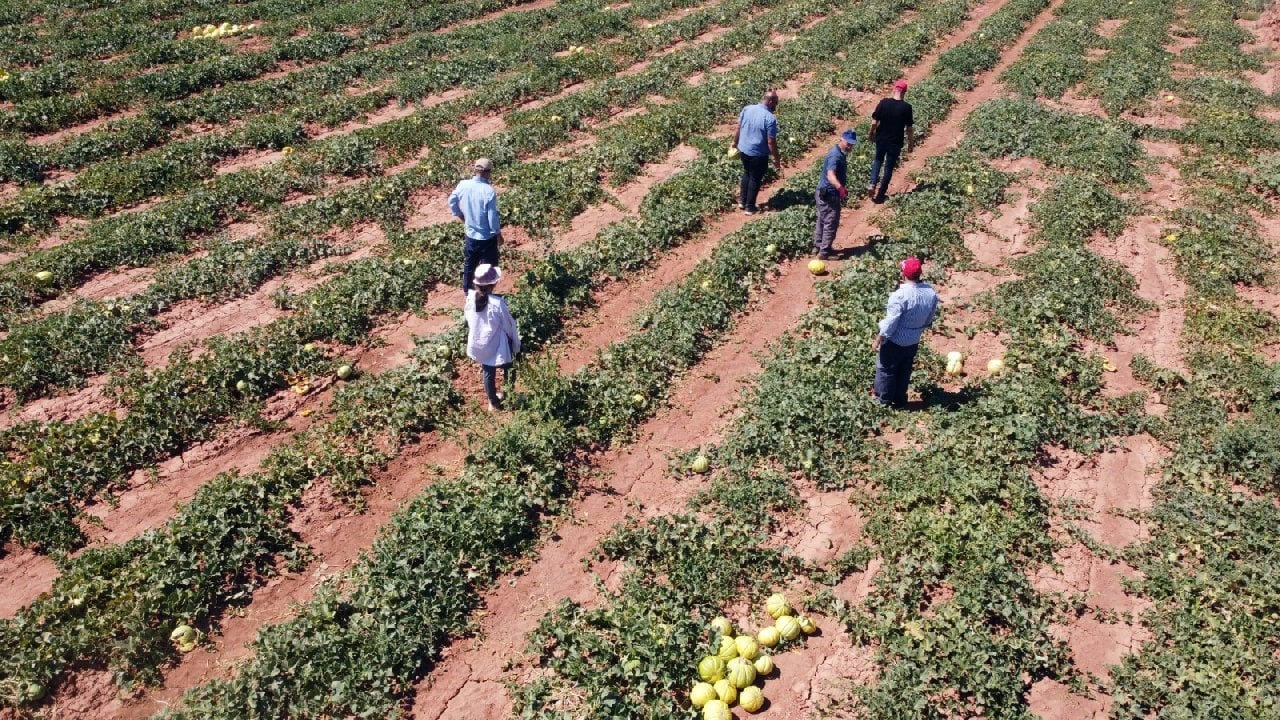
[873, 257, 938, 407]
[449, 158, 503, 292]
[732, 90, 781, 215]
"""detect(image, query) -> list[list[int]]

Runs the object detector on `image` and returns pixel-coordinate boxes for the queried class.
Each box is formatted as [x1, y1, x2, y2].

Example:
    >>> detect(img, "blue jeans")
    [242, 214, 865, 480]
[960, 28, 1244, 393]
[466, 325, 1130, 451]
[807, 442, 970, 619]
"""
[462, 235, 500, 292]
[868, 142, 903, 200]
[481, 363, 513, 408]
[874, 339, 918, 407]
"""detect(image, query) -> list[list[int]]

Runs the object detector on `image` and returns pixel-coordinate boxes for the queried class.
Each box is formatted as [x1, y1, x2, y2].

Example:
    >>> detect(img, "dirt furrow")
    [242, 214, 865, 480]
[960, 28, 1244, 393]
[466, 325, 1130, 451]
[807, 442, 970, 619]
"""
[409, 0, 1061, 713]
[83, 136, 706, 716]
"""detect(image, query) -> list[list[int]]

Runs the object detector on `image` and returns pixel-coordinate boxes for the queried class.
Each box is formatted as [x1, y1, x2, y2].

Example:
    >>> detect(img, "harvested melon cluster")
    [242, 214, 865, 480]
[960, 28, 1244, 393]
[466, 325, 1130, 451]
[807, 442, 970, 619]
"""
[689, 593, 818, 718]
[191, 22, 258, 39]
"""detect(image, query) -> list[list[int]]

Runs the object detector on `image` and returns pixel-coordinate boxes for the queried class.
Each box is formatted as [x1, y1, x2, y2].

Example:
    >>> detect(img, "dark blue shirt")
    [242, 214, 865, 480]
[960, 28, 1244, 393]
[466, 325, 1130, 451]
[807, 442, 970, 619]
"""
[817, 144, 848, 192]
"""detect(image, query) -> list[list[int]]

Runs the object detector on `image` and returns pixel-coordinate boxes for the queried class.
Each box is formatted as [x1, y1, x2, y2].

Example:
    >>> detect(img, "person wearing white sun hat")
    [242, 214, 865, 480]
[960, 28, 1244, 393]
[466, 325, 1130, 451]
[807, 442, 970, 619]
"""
[465, 264, 521, 411]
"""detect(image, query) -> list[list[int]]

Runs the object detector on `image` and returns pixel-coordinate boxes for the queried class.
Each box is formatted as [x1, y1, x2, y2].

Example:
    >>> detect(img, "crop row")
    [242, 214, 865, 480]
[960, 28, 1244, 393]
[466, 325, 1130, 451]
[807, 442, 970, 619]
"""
[0, 0, 900, 543]
[160, 0, 1082, 714]
[998, 0, 1115, 99]
[0, 0, 803, 325]
[513, 5, 1161, 709]
[0, 0, 549, 105]
[157, 177, 825, 720]
[0, 0, 873, 555]
[0, 0, 563, 133]
[0, 0, 728, 231]
[0, 0, 523, 70]
[1106, 0, 1280, 713]
[18, 0, 927, 693]
[0, 72, 848, 707]
[0, 0, 796, 397]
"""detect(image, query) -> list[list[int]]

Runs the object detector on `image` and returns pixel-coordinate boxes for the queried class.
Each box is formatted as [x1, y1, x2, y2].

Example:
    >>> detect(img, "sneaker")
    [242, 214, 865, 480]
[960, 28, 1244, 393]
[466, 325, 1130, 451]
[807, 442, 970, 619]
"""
[872, 194, 887, 204]
[737, 202, 745, 210]
[867, 186, 877, 199]
[743, 208, 757, 215]
[817, 250, 832, 260]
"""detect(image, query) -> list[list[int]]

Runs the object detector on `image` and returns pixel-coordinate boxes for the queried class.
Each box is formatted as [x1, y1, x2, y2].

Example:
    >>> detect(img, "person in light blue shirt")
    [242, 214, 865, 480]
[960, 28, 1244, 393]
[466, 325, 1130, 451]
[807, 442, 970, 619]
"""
[873, 257, 939, 408]
[732, 90, 781, 215]
[813, 129, 856, 259]
[448, 157, 503, 292]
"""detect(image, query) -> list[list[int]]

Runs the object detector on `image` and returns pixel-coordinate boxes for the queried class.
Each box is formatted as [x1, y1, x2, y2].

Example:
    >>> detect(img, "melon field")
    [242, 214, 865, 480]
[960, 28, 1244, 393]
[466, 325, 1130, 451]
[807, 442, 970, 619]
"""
[0, 0, 1277, 716]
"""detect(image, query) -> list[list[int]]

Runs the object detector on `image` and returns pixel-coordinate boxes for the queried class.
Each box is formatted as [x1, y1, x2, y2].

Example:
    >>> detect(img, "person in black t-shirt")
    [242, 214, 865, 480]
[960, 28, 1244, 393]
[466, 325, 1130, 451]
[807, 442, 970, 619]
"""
[867, 79, 916, 203]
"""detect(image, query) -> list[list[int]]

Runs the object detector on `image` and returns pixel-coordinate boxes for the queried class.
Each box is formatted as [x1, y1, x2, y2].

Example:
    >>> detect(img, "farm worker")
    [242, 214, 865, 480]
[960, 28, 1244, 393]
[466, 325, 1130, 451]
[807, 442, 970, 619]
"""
[732, 90, 782, 215]
[866, 79, 916, 204]
[449, 157, 503, 292]
[813, 129, 858, 260]
[872, 257, 938, 408]
[465, 264, 521, 412]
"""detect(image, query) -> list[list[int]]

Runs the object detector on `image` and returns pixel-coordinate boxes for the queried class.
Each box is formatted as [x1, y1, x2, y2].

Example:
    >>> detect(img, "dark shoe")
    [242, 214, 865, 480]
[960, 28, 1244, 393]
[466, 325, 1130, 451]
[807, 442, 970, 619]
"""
[867, 186, 877, 199]
[743, 208, 757, 216]
[872, 195, 887, 204]
[817, 250, 832, 260]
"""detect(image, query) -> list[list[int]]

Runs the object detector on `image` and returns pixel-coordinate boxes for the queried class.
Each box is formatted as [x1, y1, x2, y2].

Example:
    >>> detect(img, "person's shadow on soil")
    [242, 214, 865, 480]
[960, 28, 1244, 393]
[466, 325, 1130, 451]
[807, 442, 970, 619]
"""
[918, 385, 981, 411]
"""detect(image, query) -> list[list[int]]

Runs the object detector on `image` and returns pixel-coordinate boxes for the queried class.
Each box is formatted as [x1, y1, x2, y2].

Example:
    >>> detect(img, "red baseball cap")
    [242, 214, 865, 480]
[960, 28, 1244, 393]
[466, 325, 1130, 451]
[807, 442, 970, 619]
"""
[894, 79, 909, 91]
[900, 257, 923, 279]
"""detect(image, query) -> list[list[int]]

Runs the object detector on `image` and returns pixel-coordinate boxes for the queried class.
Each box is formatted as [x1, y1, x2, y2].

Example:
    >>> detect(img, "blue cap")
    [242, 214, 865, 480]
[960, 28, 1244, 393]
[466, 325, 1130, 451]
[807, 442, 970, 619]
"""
[841, 129, 858, 145]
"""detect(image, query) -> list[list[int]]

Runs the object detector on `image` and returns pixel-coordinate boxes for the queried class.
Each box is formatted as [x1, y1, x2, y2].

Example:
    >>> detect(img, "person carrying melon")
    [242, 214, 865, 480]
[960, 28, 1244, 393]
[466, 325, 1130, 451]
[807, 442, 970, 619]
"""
[465, 264, 521, 411]
[872, 257, 937, 408]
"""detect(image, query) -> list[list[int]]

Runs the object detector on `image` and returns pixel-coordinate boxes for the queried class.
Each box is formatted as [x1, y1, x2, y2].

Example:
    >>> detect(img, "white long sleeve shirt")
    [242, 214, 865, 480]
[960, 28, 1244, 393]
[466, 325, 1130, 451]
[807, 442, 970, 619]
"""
[465, 291, 521, 366]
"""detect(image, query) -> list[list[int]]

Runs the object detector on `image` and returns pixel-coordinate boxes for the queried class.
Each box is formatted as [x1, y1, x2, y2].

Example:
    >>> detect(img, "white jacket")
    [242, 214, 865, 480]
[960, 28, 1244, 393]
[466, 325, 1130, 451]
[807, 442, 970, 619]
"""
[465, 291, 521, 366]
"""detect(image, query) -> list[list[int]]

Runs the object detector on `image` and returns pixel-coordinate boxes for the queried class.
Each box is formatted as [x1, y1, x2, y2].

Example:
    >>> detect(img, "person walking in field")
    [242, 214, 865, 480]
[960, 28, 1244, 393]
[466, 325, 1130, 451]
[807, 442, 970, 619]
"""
[465, 264, 521, 412]
[872, 257, 937, 408]
[449, 157, 503, 292]
[813, 129, 858, 260]
[732, 90, 782, 215]
[866, 79, 916, 204]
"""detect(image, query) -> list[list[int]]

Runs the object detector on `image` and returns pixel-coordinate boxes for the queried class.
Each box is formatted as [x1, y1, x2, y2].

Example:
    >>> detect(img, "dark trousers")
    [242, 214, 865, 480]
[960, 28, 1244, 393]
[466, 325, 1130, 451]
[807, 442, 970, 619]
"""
[462, 235, 500, 292]
[739, 153, 769, 211]
[813, 188, 841, 252]
[868, 142, 903, 200]
[481, 363, 513, 408]
[874, 339, 918, 407]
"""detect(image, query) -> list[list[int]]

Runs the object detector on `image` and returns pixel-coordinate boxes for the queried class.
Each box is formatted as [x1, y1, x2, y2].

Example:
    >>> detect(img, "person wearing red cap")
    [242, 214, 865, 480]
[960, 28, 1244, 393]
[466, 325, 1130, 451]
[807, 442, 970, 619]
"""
[866, 80, 915, 204]
[872, 256, 937, 408]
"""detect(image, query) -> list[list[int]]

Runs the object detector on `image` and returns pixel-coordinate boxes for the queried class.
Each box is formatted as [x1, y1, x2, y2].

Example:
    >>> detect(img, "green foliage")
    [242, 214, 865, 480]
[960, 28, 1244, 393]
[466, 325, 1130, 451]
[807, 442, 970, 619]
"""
[962, 97, 1146, 184]
[1113, 489, 1280, 717]
[0, 301, 146, 400]
[1083, 0, 1173, 115]
[0, 342, 460, 700]
[1165, 207, 1271, 293]
[1248, 153, 1280, 197]
[1178, 0, 1266, 72]
[1000, 0, 1112, 99]
[930, 0, 1051, 91]
[982, 244, 1148, 342]
[1029, 173, 1132, 245]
